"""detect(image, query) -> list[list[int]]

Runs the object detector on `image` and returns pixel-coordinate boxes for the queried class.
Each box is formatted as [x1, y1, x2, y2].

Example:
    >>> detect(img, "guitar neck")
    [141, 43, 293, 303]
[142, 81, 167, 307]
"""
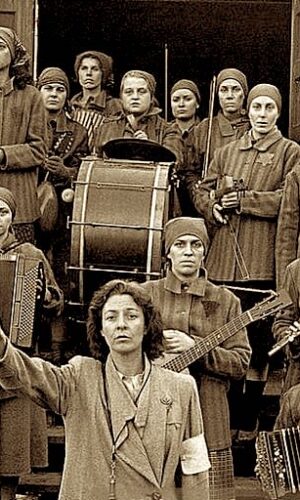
[162, 310, 252, 372]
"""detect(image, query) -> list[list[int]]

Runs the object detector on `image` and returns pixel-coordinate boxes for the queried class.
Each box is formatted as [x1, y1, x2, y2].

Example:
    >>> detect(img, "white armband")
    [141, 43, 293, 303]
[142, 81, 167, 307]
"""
[180, 434, 211, 475]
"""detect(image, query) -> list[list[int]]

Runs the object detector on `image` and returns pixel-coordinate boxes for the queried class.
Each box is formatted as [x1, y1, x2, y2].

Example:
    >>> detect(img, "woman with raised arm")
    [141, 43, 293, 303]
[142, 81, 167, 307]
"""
[0, 279, 210, 500]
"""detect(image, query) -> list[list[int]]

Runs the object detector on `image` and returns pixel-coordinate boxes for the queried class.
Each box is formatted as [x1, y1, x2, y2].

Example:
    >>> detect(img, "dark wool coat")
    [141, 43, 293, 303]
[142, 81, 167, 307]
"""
[167, 120, 203, 217]
[272, 258, 300, 394]
[45, 110, 89, 186]
[192, 129, 300, 282]
[0, 345, 210, 500]
[274, 382, 300, 429]
[142, 271, 251, 450]
[275, 165, 300, 288]
[195, 110, 250, 165]
[0, 79, 47, 223]
[71, 91, 122, 152]
[0, 233, 63, 475]
[43, 110, 89, 293]
[96, 106, 182, 161]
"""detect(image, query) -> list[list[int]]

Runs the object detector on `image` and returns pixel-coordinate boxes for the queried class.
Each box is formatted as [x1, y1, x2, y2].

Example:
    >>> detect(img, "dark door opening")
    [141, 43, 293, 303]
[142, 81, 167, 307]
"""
[38, 0, 291, 132]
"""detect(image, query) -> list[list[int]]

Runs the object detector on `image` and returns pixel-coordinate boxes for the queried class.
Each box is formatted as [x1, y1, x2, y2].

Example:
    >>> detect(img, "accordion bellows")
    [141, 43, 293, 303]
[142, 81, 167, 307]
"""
[256, 427, 300, 499]
[0, 254, 43, 348]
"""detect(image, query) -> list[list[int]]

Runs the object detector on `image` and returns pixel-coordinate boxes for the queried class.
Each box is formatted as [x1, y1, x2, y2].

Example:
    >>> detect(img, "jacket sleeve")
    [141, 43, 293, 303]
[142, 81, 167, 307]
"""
[190, 153, 220, 223]
[0, 331, 78, 415]
[63, 126, 89, 173]
[275, 170, 300, 289]
[197, 292, 251, 380]
[180, 376, 210, 500]
[2, 90, 47, 169]
[162, 124, 183, 163]
[272, 261, 300, 358]
[274, 385, 300, 429]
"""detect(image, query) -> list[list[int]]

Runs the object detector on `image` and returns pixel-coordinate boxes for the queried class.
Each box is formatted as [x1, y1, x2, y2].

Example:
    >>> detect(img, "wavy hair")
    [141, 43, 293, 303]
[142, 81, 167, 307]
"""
[87, 279, 164, 363]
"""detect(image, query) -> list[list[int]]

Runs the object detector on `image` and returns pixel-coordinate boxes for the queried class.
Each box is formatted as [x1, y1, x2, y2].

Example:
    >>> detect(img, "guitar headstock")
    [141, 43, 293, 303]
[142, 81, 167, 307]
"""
[250, 289, 292, 322]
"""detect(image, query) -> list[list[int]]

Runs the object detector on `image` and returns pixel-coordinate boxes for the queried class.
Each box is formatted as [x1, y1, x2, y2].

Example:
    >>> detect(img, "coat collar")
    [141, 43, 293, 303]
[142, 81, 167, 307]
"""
[71, 89, 108, 110]
[217, 109, 248, 137]
[0, 232, 20, 253]
[48, 110, 70, 133]
[240, 127, 282, 151]
[0, 77, 14, 96]
[164, 269, 208, 296]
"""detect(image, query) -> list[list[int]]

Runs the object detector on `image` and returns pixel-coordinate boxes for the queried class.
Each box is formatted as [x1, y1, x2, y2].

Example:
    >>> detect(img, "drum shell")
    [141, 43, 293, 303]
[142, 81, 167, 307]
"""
[70, 158, 170, 302]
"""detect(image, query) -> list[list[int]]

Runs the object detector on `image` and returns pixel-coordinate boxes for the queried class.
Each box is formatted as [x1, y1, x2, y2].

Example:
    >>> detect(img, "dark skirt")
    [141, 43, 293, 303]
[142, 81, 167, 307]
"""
[0, 395, 48, 476]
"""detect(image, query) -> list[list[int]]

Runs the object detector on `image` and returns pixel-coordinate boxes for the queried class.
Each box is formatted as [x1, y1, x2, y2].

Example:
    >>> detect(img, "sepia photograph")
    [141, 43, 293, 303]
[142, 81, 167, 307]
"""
[0, 0, 299, 498]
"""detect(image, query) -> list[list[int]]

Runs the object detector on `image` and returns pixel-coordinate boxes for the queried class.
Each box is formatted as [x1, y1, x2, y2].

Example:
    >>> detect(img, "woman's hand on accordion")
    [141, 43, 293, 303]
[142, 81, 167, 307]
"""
[36, 277, 45, 302]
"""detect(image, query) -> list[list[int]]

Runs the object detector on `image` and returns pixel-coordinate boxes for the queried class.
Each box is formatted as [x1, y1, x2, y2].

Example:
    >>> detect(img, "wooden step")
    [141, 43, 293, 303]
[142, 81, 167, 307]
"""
[18, 473, 268, 499]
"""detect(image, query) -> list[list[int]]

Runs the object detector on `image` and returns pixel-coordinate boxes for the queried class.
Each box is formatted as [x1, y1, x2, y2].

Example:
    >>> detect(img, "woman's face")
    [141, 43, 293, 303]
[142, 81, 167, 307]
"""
[40, 83, 67, 112]
[218, 78, 244, 116]
[0, 38, 11, 71]
[78, 57, 102, 91]
[168, 234, 205, 281]
[171, 89, 198, 120]
[121, 76, 152, 116]
[101, 294, 145, 356]
[0, 200, 12, 237]
[249, 96, 279, 138]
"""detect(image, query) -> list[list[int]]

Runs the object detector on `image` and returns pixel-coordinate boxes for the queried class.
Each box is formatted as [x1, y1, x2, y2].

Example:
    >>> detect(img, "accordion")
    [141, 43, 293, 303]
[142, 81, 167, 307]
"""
[0, 254, 44, 348]
[256, 427, 300, 499]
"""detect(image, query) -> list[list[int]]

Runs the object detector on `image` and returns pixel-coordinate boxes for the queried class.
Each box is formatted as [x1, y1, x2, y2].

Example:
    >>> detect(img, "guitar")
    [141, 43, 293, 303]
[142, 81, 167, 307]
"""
[161, 289, 292, 373]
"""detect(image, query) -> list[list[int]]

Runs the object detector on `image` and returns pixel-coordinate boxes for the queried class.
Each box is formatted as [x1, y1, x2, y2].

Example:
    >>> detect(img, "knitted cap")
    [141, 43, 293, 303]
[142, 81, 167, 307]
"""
[164, 217, 209, 255]
[0, 26, 30, 74]
[37, 67, 70, 97]
[171, 79, 201, 104]
[74, 50, 113, 87]
[120, 70, 157, 96]
[247, 84, 282, 114]
[0, 187, 16, 218]
[216, 68, 248, 96]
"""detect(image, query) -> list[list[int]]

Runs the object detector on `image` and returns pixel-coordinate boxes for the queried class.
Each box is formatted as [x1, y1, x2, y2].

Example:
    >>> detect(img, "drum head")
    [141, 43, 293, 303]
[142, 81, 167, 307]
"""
[102, 138, 176, 162]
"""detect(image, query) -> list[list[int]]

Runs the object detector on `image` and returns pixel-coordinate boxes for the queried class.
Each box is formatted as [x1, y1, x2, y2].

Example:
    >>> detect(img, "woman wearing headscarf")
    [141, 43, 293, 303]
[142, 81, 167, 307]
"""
[168, 79, 203, 216]
[70, 50, 122, 152]
[192, 84, 300, 444]
[195, 68, 250, 166]
[0, 278, 210, 500]
[0, 187, 63, 500]
[96, 69, 181, 161]
[0, 26, 47, 245]
[37, 66, 89, 363]
[142, 217, 251, 500]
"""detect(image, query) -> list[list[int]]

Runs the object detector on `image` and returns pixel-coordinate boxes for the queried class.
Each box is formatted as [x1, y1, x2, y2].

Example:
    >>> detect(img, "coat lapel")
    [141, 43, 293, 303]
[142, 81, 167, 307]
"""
[105, 357, 160, 487]
[140, 367, 169, 485]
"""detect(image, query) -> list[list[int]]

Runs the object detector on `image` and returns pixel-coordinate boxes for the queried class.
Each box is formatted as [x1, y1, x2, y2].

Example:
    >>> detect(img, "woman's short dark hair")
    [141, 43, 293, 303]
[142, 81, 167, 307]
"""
[87, 279, 164, 363]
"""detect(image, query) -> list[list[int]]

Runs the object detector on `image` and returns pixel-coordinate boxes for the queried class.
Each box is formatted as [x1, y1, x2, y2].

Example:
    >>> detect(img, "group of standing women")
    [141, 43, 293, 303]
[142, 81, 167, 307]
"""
[1, 21, 300, 500]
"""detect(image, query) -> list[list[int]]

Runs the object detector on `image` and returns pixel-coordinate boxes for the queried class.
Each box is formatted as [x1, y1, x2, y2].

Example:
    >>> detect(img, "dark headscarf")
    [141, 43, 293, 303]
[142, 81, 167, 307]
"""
[0, 27, 30, 76]
[37, 67, 70, 98]
[120, 70, 157, 97]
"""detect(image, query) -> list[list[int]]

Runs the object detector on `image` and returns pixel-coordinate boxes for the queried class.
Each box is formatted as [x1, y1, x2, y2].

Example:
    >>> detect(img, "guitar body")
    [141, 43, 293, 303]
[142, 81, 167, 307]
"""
[159, 290, 292, 373]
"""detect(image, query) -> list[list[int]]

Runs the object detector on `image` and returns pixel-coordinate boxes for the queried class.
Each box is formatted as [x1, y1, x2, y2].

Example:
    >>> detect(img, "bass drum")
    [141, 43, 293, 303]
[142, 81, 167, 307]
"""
[69, 158, 171, 304]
